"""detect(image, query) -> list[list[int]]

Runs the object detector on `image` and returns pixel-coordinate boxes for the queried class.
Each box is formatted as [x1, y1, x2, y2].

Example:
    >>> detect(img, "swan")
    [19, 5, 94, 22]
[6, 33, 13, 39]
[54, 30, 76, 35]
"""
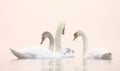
[9, 22, 74, 59]
[54, 22, 74, 58]
[9, 31, 55, 59]
[40, 31, 74, 57]
[73, 30, 112, 60]
[40, 24, 74, 58]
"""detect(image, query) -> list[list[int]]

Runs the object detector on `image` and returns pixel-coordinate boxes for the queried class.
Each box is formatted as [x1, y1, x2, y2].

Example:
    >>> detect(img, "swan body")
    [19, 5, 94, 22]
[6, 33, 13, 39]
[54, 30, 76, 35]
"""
[10, 46, 54, 59]
[10, 22, 74, 59]
[10, 46, 73, 59]
[10, 31, 55, 59]
[84, 48, 112, 59]
[73, 31, 112, 60]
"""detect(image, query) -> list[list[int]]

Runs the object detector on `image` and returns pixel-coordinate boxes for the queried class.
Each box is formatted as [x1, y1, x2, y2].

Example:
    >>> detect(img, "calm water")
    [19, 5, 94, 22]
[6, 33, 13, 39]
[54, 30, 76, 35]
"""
[1, 53, 120, 71]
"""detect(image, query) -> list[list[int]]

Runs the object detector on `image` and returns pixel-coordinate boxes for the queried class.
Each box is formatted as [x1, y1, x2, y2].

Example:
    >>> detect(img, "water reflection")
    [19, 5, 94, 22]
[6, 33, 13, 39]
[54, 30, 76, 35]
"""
[82, 58, 87, 71]
[41, 59, 62, 71]
[9, 57, 113, 71]
[55, 59, 62, 71]
[40, 58, 88, 71]
[49, 59, 54, 71]
[81, 58, 112, 71]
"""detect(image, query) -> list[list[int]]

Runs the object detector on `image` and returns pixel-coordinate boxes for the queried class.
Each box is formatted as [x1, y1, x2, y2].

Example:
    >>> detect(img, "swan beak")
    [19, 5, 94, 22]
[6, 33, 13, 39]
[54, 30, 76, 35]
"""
[40, 40, 43, 44]
[73, 35, 78, 41]
[62, 28, 65, 35]
[73, 32, 78, 41]
[40, 37, 45, 44]
[73, 37, 77, 41]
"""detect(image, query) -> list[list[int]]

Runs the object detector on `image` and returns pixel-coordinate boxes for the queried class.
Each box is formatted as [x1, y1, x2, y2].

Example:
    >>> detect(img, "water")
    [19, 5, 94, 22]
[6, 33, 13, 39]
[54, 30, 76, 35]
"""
[1, 55, 119, 71]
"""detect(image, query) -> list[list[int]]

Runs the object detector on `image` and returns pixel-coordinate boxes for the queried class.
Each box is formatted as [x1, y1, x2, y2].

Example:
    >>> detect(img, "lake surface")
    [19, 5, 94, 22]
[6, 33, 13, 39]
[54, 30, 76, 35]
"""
[1, 52, 120, 71]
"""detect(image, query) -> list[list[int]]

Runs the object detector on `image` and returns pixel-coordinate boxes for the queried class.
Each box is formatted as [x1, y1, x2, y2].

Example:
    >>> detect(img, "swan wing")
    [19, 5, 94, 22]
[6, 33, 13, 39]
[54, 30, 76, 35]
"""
[85, 48, 111, 59]
[9, 48, 35, 59]
[10, 46, 55, 59]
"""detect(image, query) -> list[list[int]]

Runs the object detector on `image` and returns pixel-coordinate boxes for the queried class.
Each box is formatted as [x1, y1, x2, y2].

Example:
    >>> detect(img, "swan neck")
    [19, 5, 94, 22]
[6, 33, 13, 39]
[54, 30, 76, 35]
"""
[55, 28, 62, 52]
[48, 34, 54, 52]
[81, 33, 88, 57]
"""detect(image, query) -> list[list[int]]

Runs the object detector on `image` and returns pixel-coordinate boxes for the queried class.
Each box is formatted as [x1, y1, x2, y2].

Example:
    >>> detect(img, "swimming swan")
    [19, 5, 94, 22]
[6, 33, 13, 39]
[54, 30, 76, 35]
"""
[73, 30, 112, 60]
[40, 22, 74, 58]
[9, 22, 74, 59]
[54, 22, 74, 57]
[40, 31, 75, 58]
[9, 31, 55, 59]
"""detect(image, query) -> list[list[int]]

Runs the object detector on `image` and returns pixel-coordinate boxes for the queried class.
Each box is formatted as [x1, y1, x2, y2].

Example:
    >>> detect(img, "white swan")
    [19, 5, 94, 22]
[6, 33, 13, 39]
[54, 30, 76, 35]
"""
[54, 22, 74, 58]
[40, 31, 75, 58]
[9, 31, 55, 59]
[9, 22, 74, 59]
[73, 30, 112, 60]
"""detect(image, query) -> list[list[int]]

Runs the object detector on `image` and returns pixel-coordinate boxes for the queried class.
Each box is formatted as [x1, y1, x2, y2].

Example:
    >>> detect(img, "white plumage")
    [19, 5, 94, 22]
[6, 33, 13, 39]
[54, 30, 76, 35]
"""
[10, 22, 74, 59]
[73, 30, 112, 60]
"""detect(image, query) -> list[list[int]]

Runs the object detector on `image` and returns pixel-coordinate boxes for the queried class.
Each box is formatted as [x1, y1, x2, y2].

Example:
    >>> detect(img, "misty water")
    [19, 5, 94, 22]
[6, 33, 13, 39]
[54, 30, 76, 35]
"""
[1, 51, 120, 71]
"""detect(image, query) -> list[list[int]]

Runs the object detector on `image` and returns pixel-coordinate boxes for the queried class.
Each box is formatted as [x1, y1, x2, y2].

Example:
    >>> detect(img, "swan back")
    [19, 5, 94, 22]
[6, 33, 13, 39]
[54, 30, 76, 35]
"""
[9, 48, 35, 59]
[10, 46, 55, 59]
[84, 48, 112, 59]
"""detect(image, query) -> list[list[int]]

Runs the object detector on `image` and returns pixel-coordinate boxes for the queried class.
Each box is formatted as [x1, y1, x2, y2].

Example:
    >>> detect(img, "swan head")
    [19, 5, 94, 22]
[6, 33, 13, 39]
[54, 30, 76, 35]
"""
[61, 48, 75, 57]
[73, 30, 85, 41]
[40, 31, 52, 44]
[62, 48, 75, 55]
[63, 48, 75, 54]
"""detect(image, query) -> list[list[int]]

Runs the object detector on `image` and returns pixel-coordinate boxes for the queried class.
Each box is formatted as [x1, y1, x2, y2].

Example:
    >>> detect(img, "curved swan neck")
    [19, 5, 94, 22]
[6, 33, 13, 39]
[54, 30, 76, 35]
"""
[48, 34, 54, 51]
[41, 31, 54, 51]
[81, 32, 88, 57]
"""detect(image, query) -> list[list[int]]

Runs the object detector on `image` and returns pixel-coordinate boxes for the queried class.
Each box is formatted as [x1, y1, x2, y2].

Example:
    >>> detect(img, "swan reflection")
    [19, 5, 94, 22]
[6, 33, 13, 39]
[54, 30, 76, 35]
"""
[82, 58, 87, 71]
[41, 59, 62, 71]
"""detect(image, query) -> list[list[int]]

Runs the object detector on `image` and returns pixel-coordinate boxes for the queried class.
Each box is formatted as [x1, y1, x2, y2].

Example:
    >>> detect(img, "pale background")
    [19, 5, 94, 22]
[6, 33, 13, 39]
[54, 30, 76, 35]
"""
[0, 0, 120, 71]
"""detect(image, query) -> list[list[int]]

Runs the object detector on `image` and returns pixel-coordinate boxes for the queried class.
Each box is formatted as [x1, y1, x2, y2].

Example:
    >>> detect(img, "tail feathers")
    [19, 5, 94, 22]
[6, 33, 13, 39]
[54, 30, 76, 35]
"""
[101, 52, 112, 60]
[9, 48, 34, 59]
